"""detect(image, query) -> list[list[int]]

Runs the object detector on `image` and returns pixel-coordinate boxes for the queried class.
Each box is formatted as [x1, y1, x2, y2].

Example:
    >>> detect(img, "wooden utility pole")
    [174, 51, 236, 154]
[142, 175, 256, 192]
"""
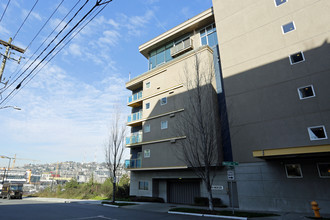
[0, 37, 25, 83]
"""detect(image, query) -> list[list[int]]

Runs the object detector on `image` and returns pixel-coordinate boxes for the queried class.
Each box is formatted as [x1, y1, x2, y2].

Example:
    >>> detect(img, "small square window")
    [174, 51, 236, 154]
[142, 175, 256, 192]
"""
[161, 121, 168, 129]
[289, 51, 305, 65]
[308, 126, 328, 141]
[146, 82, 150, 88]
[282, 21, 295, 34]
[144, 124, 150, 133]
[160, 97, 167, 105]
[317, 163, 330, 178]
[144, 149, 150, 158]
[275, 0, 287, 7]
[298, 85, 315, 99]
[285, 164, 303, 178]
[138, 181, 148, 190]
[145, 103, 150, 109]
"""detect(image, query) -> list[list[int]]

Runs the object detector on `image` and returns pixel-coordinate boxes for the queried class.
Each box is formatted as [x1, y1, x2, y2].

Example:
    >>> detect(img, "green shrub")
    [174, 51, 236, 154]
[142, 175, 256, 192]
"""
[194, 197, 223, 207]
[129, 196, 164, 203]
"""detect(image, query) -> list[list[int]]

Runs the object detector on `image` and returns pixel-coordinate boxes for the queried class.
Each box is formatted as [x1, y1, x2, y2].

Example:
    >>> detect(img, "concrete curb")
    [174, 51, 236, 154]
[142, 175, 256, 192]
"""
[168, 211, 247, 220]
[102, 204, 119, 208]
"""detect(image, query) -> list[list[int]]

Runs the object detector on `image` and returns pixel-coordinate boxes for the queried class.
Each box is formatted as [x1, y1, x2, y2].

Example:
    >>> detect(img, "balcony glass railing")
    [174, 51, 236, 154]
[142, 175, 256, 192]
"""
[127, 91, 142, 104]
[126, 132, 142, 145]
[125, 159, 141, 169]
[127, 111, 143, 123]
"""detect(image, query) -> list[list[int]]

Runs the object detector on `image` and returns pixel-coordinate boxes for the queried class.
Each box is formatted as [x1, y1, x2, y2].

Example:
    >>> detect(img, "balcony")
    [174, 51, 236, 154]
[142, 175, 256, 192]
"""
[127, 111, 143, 126]
[126, 132, 142, 146]
[127, 91, 143, 107]
[170, 38, 193, 57]
[125, 159, 141, 169]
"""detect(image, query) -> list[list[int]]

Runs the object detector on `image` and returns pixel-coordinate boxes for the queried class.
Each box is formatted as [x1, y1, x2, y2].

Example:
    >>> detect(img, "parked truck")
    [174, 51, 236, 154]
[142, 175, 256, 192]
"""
[0, 183, 23, 199]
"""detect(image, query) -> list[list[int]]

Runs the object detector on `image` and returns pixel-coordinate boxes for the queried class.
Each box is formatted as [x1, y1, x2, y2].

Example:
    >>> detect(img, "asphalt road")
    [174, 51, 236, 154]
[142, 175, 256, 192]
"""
[0, 198, 220, 220]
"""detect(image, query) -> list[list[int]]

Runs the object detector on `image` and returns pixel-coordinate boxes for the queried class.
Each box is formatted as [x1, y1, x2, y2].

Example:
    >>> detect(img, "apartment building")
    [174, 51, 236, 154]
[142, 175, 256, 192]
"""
[213, 0, 330, 213]
[124, 9, 230, 204]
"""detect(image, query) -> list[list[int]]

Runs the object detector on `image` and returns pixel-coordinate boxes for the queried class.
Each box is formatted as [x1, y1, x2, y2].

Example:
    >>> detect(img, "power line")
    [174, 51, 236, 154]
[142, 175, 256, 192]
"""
[12, 0, 39, 41]
[0, 0, 11, 23]
[6, 0, 82, 86]
[24, 0, 65, 52]
[5, 3, 111, 106]
[0, 0, 112, 106]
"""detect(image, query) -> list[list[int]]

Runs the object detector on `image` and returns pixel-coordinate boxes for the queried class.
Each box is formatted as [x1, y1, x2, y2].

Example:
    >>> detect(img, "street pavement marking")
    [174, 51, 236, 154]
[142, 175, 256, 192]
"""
[64, 215, 117, 220]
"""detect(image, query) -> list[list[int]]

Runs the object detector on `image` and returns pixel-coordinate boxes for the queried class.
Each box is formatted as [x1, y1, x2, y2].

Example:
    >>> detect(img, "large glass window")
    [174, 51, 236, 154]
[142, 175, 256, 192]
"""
[149, 42, 173, 70]
[200, 24, 218, 48]
[138, 181, 149, 190]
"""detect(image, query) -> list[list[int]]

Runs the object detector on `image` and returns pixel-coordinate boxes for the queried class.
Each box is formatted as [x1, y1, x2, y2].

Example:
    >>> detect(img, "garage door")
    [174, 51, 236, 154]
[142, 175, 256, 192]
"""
[168, 179, 200, 204]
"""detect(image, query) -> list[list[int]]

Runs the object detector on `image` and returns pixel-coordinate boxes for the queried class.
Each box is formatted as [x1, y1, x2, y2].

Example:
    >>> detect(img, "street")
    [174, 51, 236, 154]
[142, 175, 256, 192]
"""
[0, 198, 221, 220]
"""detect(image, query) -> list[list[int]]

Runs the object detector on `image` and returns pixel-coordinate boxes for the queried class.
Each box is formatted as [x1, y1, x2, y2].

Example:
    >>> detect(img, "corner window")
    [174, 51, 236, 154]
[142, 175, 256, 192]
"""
[144, 124, 150, 133]
[317, 163, 330, 178]
[145, 103, 150, 109]
[160, 97, 167, 105]
[145, 82, 150, 89]
[161, 120, 168, 130]
[298, 85, 315, 99]
[144, 149, 150, 158]
[285, 164, 303, 178]
[200, 23, 218, 48]
[282, 21, 295, 34]
[138, 181, 149, 190]
[308, 126, 328, 141]
[275, 0, 287, 7]
[289, 51, 305, 65]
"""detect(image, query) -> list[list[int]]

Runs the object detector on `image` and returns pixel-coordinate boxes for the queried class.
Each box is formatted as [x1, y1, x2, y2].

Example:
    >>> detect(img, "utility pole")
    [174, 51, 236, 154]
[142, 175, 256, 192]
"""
[0, 37, 25, 84]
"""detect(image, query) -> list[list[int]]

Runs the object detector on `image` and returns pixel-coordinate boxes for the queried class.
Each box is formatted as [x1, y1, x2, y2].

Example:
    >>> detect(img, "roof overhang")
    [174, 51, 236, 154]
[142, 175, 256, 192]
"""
[253, 145, 330, 159]
[139, 8, 214, 58]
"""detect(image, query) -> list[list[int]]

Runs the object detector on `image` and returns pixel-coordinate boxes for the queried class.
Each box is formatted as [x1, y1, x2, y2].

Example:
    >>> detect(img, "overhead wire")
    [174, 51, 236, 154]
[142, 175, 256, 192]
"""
[13, 0, 39, 41]
[0, 0, 112, 106]
[5, 3, 111, 105]
[0, 0, 11, 23]
[24, 0, 65, 52]
[1, 0, 87, 96]
[6, 0, 82, 86]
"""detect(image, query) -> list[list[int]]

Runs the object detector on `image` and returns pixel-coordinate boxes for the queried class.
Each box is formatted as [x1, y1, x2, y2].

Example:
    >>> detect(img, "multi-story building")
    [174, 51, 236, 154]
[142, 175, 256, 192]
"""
[124, 9, 228, 205]
[212, 0, 330, 213]
[125, 0, 330, 214]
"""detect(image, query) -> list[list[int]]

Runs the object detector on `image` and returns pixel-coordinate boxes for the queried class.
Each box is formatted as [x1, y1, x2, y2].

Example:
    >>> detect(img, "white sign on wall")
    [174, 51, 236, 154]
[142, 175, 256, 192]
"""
[211, 185, 224, 190]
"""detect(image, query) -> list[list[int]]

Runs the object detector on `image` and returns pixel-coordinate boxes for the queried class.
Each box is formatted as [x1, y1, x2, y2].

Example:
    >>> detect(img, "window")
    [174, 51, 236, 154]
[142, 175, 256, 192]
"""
[148, 42, 173, 70]
[200, 23, 218, 48]
[275, 0, 287, 7]
[308, 126, 328, 141]
[289, 51, 305, 64]
[317, 163, 330, 178]
[298, 85, 315, 99]
[145, 103, 150, 109]
[285, 164, 303, 178]
[160, 97, 167, 105]
[144, 124, 150, 133]
[145, 82, 150, 88]
[138, 181, 149, 190]
[144, 149, 150, 158]
[161, 120, 168, 129]
[282, 21, 295, 34]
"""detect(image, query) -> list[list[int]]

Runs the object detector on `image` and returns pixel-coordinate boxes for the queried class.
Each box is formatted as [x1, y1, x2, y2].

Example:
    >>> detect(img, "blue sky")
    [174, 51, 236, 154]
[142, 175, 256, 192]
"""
[0, 0, 212, 167]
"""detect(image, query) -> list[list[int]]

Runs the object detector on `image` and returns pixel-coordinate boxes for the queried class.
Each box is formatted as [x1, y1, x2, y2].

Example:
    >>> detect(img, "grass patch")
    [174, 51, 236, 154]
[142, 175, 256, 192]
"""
[169, 208, 279, 218]
[101, 201, 136, 207]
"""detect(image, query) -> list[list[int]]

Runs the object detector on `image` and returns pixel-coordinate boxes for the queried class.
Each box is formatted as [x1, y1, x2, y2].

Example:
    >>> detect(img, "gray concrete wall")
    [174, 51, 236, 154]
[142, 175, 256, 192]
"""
[235, 160, 330, 214]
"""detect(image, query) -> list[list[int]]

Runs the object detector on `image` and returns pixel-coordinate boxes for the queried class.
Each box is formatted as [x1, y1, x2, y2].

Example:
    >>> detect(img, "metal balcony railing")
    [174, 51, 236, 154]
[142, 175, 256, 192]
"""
[127, 91, 142, 104]
[125, 159, 141, 169]
[126, 132, 142, 145]
[127, 111, 143, 123]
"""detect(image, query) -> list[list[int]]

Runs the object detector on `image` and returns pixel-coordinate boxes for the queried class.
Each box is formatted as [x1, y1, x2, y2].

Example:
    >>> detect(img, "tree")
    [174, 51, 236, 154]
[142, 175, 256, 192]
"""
[104, 111, 126, 203]
[175, 54, 221, 211]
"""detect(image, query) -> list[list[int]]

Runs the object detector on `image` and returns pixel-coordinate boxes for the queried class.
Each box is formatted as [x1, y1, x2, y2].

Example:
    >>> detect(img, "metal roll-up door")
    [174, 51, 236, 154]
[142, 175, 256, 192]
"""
[168, 179, 200, 204]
